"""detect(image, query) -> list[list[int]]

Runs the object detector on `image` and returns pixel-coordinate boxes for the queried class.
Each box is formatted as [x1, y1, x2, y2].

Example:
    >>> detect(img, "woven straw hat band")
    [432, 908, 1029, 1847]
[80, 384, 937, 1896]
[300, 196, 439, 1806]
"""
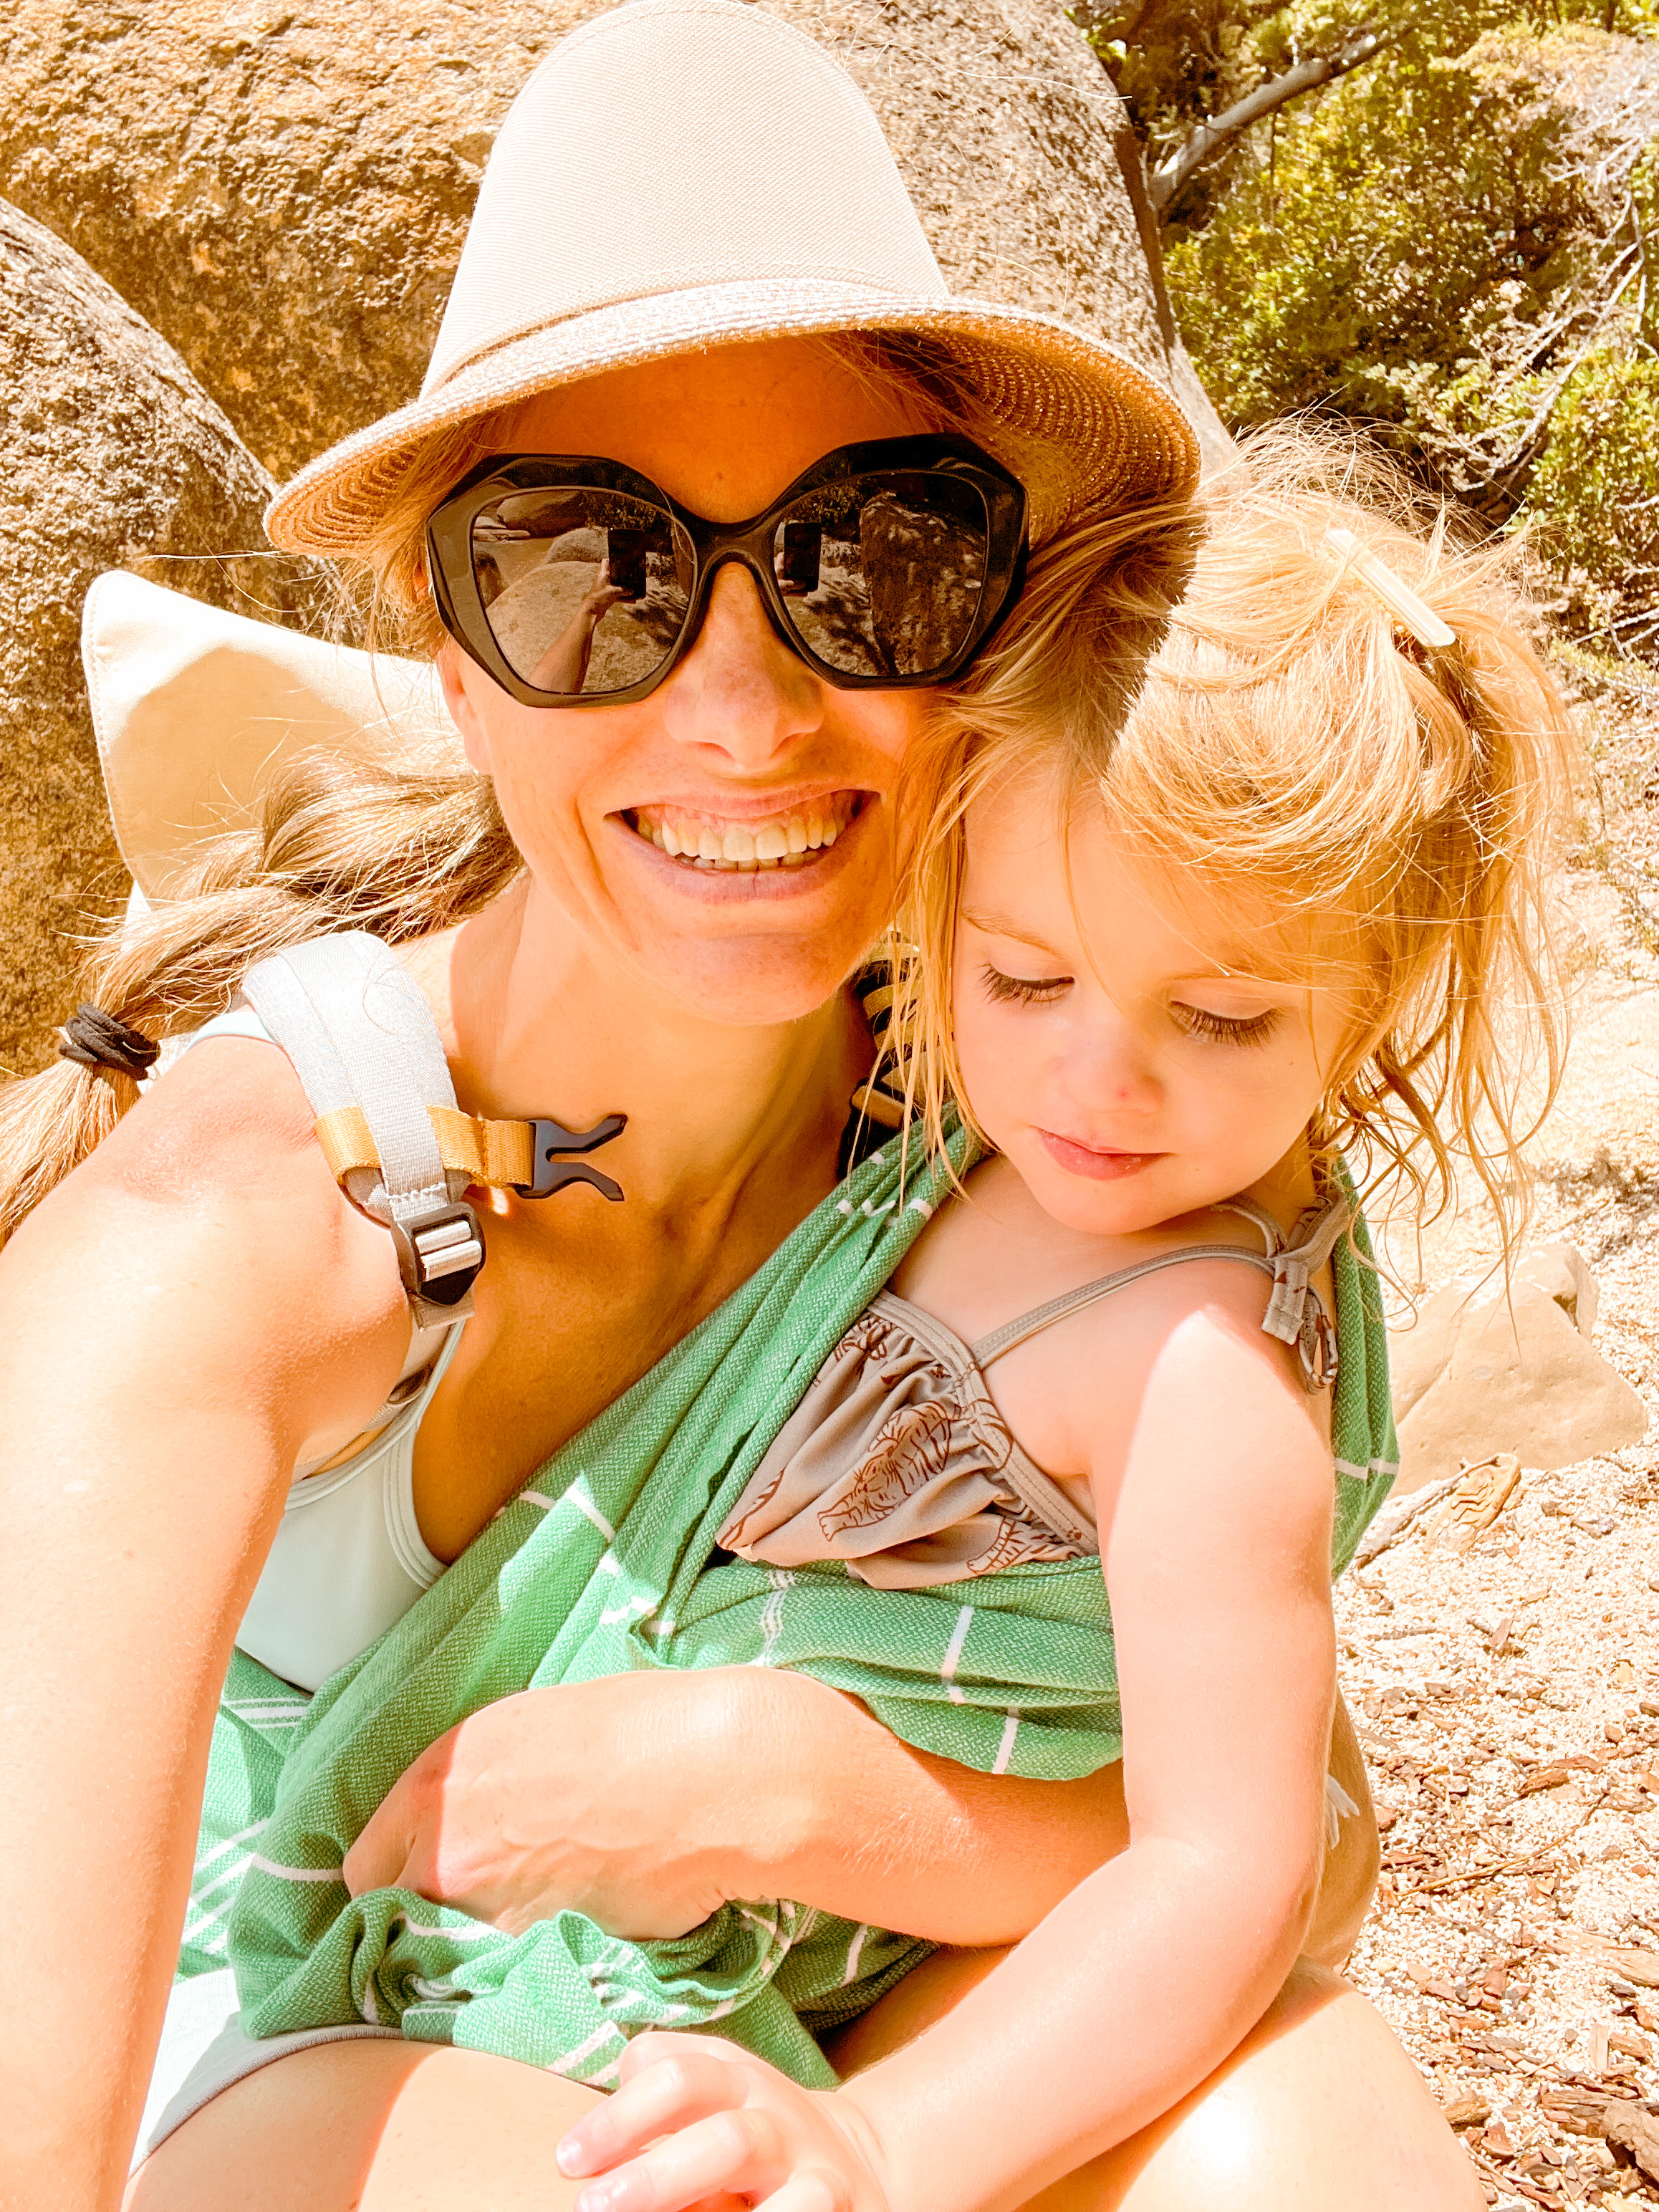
[265, 0, 1201, 552]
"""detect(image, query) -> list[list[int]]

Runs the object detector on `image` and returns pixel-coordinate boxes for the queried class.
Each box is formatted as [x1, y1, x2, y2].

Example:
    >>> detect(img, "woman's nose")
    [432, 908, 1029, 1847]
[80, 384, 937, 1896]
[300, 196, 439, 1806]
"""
[655, 562, 822, 769]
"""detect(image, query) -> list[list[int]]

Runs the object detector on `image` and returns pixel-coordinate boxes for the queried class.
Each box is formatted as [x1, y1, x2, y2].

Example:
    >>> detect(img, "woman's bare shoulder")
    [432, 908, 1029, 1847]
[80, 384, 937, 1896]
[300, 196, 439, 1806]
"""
[19, 1034, 410, 1366]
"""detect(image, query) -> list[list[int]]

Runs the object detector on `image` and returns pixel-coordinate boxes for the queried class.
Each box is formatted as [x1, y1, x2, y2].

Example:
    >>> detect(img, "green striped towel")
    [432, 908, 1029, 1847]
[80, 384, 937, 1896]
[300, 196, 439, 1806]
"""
[206, 1137, 1395, 2088]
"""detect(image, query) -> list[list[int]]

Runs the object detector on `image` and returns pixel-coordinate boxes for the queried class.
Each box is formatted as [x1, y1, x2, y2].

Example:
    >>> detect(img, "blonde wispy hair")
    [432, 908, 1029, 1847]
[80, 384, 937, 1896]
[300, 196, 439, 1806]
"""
[893, 425, 1579, 1251]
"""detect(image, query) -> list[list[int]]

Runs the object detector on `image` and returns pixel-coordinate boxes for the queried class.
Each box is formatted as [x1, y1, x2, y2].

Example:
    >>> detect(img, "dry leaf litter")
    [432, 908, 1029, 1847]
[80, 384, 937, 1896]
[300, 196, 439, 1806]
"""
[1341, 658, 1659, 2206]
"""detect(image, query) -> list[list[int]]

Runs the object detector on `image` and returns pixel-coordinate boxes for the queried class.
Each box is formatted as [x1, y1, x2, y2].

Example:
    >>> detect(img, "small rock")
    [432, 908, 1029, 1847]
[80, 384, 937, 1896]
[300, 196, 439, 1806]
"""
[1602, 2102, 1659, 2186]
[1443, 2092, 1492, 2129]
[1394, 1269, 1647, 1489]
[1519, 1764, 1572, 1794]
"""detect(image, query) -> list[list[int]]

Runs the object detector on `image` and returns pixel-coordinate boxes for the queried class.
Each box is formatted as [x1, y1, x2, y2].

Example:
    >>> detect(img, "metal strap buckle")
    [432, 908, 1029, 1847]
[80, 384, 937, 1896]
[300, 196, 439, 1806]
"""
[519, 1113, 627, 1203]
[389, 1201, 486, 1308]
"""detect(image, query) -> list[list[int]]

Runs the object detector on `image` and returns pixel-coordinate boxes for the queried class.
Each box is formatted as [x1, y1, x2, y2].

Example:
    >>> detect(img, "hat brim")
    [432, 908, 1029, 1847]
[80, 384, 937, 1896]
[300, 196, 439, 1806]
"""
[264, 276, 1201, 552]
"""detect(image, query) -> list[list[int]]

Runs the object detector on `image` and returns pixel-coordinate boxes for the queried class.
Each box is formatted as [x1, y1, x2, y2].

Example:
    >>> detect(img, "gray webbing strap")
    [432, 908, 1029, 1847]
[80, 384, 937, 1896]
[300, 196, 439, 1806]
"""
[242, 933, 483, 1327]
[971, 1195, 1352, 1393]
[971, 1245, 1278, 1371]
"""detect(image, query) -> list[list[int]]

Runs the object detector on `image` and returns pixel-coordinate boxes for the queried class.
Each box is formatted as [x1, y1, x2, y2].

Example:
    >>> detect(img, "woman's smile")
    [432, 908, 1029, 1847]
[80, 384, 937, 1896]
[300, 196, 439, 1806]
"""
[622, 787, 869, 873]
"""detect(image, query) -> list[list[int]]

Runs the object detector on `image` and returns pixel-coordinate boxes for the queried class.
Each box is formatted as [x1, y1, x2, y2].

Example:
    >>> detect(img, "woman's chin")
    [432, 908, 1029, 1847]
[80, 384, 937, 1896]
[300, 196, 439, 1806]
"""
[599, 809, 892, 1026]
[642, 936, 871, 1029]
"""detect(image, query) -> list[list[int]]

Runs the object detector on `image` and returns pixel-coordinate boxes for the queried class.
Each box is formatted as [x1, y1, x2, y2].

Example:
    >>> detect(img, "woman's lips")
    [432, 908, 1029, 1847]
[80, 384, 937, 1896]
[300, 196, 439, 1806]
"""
[610, 794, 874, 902]
[1038, 1128, 1167, 1180]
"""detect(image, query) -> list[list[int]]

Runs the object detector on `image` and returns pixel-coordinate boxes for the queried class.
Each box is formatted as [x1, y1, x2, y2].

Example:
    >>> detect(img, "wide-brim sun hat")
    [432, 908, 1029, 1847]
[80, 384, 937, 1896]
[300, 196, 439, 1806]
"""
[265, 0, 1200, 554]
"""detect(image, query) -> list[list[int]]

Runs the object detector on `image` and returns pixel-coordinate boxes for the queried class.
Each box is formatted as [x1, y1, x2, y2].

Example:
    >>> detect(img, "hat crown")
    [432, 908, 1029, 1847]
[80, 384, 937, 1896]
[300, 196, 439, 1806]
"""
[426, 0, 948, 397]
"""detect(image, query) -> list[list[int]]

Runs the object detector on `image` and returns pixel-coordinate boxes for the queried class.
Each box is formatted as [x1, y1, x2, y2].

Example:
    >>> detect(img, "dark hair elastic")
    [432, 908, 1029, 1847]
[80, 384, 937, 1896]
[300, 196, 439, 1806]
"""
[58, 1004, 161, 1081]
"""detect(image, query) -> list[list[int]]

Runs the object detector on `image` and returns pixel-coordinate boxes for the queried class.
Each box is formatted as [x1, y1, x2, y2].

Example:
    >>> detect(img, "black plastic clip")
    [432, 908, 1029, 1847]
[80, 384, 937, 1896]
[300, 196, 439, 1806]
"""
[519, 1113, 627, 1202]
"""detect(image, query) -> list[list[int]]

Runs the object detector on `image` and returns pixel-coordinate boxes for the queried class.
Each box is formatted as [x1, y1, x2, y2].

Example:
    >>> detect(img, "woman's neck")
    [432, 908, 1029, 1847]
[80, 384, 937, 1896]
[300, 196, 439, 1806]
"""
[415, 882, 870, 1217]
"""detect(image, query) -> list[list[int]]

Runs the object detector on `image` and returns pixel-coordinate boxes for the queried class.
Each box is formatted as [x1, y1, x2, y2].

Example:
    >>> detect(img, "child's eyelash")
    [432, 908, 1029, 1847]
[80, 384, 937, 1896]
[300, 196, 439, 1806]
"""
[979, 963, 1070, 1006]
[1175, 1004, 1282, 1048]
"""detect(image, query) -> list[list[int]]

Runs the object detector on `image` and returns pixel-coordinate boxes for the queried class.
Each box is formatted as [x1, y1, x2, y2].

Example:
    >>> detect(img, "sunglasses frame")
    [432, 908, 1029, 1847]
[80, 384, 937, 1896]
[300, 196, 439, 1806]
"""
[425, 433, 1029, 708]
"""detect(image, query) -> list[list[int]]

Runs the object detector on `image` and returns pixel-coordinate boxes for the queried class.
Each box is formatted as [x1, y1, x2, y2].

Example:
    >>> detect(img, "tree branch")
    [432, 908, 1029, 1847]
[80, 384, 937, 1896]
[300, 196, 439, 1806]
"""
[1146, 27, 1394, 215]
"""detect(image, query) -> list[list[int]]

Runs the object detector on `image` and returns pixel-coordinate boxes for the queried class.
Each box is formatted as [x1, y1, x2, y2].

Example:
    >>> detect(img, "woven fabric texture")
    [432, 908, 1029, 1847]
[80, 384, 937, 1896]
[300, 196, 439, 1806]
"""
[196, 1138, 1397, 2088]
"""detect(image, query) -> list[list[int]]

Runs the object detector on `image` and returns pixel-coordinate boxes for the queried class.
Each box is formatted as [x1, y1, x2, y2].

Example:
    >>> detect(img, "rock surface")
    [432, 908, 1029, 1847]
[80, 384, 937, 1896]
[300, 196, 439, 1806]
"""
[0, 198, 317, 1074]
[0, 0, 1227, 484]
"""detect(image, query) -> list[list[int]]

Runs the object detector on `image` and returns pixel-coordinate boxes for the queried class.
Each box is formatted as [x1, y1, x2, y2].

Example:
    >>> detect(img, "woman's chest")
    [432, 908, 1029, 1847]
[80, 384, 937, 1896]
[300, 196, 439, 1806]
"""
[405, 1195, 803, 1562]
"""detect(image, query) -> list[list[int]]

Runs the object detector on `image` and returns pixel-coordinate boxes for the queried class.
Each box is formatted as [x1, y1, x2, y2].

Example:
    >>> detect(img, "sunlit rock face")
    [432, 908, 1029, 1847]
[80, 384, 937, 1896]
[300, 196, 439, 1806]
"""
[0, 199, 316, 1071]
[0, 0, 1223, 484]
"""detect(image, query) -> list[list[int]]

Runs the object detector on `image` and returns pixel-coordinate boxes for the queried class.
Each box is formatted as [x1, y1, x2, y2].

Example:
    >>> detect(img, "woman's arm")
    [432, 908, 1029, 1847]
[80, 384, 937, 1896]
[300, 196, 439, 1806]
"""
[0, 1042, 410, 2212]
[553, 1269, 1340, 2212]
[528, 565, 630, 691]
[345, 1663, 1130, 1946]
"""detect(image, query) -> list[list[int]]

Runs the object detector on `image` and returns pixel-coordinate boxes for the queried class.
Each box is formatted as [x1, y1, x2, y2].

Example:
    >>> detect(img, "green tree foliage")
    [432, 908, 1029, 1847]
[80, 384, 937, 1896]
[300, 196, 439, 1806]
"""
[1130, 2, 1659, 648]
[1527, 350, 1659, 646]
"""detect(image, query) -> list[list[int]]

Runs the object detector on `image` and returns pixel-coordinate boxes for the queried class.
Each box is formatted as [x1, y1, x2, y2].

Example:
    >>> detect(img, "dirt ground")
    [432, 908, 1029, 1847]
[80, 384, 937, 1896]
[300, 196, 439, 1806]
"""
[1340, 658, 1659, 2204]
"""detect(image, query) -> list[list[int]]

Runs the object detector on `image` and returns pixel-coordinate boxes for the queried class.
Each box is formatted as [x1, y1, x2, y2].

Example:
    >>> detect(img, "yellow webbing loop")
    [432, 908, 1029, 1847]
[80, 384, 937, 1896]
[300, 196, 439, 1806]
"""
[848, 1080, 907, 1130]
[314, 1105, 536, 1193]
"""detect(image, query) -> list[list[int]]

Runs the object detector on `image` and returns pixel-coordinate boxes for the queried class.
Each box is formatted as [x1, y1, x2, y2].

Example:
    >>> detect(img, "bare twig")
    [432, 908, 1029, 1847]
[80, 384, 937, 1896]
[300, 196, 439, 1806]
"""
[1146, 27, 1394, 213]
[1496, 238, 1645, 482]
[1352, 1472, 1461, 1568]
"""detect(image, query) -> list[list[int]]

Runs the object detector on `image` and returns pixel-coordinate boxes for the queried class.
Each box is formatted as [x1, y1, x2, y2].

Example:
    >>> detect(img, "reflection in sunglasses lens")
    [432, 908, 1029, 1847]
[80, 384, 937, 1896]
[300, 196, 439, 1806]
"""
[773, 474, 989, 679]
[470, 471, 991, 696]
[471, 489, 691, 696]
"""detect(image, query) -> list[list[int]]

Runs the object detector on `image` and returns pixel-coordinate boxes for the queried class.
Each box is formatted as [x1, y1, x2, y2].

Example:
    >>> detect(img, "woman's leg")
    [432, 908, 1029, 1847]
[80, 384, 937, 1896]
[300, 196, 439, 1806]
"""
[125, 2042, 612, 2212]
[1026, 1962, 1483, 2211]
[835, 1957, 1476, 2211]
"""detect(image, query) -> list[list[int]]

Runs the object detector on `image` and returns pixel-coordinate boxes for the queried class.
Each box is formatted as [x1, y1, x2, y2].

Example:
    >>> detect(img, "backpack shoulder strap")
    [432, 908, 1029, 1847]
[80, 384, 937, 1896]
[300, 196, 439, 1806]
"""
[242, 933, 486, 1327]
[241, 933, 627, 1328]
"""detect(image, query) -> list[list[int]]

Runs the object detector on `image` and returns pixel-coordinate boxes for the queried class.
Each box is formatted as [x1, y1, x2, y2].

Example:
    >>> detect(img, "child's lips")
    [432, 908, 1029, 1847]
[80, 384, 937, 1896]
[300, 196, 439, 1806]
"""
[1038, 1128, 1168, 1181]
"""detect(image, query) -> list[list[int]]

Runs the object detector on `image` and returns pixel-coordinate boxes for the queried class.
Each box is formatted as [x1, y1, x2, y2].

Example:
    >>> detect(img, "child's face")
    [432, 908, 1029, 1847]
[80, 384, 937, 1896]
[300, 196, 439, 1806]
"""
[951, 780, 1356, 1235]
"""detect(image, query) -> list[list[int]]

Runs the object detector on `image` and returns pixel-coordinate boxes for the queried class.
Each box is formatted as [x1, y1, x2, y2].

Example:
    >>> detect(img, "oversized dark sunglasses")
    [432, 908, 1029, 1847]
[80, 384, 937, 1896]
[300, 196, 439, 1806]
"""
[424, 434, 1029, 708]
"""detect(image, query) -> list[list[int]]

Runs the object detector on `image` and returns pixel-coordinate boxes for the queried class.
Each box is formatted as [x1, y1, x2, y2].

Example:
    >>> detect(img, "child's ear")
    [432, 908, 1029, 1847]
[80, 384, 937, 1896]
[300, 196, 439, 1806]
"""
[437, 643, 494, 776]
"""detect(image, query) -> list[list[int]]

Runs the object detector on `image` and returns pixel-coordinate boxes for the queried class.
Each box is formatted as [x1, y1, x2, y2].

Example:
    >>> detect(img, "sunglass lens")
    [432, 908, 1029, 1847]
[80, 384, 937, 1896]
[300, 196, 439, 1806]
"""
[771, 473, 989, 679]
[470, 489, 692, 696]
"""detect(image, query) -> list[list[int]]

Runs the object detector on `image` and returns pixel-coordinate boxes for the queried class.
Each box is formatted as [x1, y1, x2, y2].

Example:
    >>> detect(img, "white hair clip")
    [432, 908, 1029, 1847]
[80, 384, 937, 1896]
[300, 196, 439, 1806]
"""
[1324, 526, 1455, 652]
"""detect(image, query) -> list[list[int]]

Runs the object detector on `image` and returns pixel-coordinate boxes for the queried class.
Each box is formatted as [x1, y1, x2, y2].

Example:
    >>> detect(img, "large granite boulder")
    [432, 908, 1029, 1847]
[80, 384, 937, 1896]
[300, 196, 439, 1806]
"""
[0, 0, 1226, 484]
[0, 198, 317, 1073]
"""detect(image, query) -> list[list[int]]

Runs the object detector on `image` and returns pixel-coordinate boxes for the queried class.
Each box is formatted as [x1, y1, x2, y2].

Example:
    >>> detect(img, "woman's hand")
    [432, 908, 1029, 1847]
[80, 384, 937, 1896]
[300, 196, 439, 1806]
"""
[344, 1674, 749, 1938]
[556, 2034, 892, 2212]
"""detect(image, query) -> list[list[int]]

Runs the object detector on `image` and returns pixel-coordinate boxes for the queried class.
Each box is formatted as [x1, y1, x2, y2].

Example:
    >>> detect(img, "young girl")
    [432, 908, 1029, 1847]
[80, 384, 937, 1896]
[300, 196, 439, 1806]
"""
[547, 433, 1574, 2211]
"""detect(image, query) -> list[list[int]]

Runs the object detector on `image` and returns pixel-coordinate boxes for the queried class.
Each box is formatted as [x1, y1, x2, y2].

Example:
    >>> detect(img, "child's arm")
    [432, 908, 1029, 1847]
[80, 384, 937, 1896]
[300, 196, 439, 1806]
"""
[554, 1263, 1338, 2212]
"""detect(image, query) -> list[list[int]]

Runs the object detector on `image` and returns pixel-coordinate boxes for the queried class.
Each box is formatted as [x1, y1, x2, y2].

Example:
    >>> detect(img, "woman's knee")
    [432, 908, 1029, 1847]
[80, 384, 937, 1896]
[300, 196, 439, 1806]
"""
[1035, 1963, 1484, 2212]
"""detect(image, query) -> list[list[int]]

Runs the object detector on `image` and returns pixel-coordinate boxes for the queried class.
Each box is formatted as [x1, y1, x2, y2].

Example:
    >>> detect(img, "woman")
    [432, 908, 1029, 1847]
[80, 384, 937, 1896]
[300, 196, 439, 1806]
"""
[0, 4, 1476, 2207]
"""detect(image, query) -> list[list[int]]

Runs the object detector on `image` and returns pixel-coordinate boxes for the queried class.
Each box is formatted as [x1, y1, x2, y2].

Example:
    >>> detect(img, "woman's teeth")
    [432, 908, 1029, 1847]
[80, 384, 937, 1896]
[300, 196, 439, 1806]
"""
[630, 798, 856, 870]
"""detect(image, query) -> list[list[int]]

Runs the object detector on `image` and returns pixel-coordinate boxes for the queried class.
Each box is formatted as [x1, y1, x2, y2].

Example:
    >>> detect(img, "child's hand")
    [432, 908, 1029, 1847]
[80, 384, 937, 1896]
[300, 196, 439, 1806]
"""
[555, 2031, 893, 2212]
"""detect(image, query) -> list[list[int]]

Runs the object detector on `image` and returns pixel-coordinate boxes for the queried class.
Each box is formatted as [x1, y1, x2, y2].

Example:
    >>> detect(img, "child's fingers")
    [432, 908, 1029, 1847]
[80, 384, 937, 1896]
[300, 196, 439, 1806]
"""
[570, 2109, 784, 2212]
[558, 2034, 751, 2179]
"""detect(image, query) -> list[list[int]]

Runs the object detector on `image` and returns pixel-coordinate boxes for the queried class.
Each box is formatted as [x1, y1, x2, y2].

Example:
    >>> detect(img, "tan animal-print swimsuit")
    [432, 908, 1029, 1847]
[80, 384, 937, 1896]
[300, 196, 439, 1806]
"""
[718, 1195, 1348, 1591]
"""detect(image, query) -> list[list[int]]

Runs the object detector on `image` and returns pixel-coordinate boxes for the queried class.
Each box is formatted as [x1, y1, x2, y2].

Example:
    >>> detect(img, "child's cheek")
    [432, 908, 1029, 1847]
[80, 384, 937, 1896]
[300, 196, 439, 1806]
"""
[952, 994, 1033, 1145]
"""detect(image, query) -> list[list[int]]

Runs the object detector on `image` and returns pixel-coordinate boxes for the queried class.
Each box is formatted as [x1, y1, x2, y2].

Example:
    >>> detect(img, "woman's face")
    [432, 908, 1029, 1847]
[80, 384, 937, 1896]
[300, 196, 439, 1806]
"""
[439, 337, 936, 1026]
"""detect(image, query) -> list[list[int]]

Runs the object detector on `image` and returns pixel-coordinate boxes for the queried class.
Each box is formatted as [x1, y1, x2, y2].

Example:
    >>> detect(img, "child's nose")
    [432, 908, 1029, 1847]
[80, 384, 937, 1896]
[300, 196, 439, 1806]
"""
[1062, 1016, 1163, 1115]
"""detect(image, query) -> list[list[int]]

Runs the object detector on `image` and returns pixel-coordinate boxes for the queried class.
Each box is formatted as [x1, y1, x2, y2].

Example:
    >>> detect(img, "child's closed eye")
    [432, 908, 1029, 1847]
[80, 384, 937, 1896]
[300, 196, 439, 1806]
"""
[979, 963, 1072, 1006]
[1173, 1003, 1282, 1047]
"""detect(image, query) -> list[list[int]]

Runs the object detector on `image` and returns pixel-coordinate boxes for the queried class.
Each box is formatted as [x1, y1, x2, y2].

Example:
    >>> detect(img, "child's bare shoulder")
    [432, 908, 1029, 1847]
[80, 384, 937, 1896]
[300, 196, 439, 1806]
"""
[895, 1153, 1285, 1356]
